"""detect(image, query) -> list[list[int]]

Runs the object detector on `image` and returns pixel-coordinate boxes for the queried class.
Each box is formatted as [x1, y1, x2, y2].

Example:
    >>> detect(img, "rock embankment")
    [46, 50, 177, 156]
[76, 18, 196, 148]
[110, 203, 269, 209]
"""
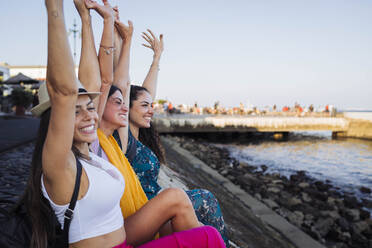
[168, 135, 372, 248]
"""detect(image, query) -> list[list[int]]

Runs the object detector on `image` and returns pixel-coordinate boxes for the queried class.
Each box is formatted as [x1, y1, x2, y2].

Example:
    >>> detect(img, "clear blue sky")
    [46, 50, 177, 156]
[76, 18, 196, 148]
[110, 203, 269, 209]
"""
[1, 0, 372, 109]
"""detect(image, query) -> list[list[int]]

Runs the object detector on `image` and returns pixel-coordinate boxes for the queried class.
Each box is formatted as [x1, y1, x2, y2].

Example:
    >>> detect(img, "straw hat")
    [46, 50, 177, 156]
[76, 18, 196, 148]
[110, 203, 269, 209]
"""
[31, 81, 100, 117]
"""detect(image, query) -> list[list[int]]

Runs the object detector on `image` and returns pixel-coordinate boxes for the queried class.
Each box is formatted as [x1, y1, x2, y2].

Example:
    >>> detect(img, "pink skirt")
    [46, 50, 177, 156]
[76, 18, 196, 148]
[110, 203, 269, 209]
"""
[113, 226, 225, 248]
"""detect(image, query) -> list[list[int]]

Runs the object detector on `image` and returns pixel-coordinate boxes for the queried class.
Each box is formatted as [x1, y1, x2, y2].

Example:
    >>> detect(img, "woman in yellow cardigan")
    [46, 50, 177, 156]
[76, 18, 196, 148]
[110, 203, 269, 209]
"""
[74, 1, 225, 247]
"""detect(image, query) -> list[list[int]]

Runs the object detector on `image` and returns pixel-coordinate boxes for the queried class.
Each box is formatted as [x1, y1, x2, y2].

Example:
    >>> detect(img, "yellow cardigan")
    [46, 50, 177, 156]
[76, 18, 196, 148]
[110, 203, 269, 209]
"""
[97, 129, 148, 218]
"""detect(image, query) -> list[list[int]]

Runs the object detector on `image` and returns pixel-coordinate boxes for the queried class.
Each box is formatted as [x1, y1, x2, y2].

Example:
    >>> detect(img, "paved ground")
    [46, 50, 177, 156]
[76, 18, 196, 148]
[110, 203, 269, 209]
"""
[0, 115, 39, 153]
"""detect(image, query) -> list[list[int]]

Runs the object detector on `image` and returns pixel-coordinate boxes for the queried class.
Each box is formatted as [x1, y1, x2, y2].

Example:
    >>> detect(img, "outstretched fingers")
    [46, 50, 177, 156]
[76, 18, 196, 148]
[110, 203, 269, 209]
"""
[114, 20, 134, 42]
[141, 29, 164, 56]
[84, 0, 113, 19]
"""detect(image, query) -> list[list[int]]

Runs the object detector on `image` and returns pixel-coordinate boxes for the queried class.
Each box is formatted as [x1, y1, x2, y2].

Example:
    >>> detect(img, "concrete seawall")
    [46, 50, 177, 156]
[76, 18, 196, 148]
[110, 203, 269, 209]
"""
[154, 114, 372, 140]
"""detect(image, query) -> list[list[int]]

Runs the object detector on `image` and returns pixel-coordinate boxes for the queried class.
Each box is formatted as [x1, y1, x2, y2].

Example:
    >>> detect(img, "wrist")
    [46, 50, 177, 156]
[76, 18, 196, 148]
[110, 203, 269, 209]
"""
[152, 56, 161, 64]
[81, 15, 92, 24]
[103, 16, 114, 24]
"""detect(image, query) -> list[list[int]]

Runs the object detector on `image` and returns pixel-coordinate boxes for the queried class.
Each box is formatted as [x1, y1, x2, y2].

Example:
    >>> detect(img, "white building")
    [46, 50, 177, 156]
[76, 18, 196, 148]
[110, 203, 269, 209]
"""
[0, 64, 10, 82]
[9, 65, 47, 81]
[2, 64, 79, 82]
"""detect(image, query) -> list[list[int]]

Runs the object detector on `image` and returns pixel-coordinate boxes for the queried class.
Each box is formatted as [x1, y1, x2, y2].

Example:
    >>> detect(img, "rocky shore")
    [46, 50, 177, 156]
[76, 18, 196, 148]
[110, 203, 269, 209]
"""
[0, 143, 32, 210]
[168, 134, 372, 248]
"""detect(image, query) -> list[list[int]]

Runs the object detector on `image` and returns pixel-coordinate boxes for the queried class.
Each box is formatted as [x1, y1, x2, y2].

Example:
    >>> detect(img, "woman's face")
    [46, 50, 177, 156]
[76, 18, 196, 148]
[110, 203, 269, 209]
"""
[74, 95, 99, 144]
[102, 90, 128, 128]
[129, 91, 154, 128]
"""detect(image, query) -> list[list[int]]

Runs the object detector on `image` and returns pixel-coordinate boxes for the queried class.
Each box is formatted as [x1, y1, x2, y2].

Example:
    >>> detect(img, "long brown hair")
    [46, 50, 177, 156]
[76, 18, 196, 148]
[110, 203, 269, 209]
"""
[130, 85, 166, 164]
[18, 109, 82, 248]
[17, 109, 56, 248]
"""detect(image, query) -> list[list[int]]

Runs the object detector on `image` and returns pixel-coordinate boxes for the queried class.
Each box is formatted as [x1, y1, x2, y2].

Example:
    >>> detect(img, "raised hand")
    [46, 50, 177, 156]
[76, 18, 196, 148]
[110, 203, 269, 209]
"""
[115, 19, 134, 44]
[113, 5, 120, 22]
[142, 29, 164, 60]
[74, 0, 90, 18]
[84, 0, 113, 20]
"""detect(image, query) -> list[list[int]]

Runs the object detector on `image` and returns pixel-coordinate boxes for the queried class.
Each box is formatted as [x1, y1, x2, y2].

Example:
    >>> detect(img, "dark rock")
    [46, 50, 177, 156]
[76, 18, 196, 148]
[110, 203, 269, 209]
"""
[320, 210, 340, 220]
[344, 209, 360, 222]
[360, 209, 371, 220]
[351, 231, 368, 246]
[314, 217, 334, 237]
[362, 228, 372, 239]
[351, 221, 369, 235]
[260, 165, 268, 173]
[287, 211, 304, 227]
[298, 182, 309, 188]
[236, 173, 260, 189]
[289, 170, 307, 182]
[343, 195, 359, 209]
[267, 187, 281, 194]
[314, 181, 331, 191]
[362, 198, 372, 208]
[338, 217, 351, 232]
[301, 192, 312, 203]
[360, 187, 372, 194]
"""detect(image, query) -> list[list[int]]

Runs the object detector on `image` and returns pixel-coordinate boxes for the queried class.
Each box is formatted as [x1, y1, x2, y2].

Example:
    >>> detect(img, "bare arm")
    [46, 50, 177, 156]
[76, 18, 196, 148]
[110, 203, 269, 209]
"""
[85, 0, 114, 121]
[74, 0, 101, 94]
[113, 6, 122, 72]
[141, 29, 164, 99]
[113, 18, 133, 153]
[43, 0, 79, 201]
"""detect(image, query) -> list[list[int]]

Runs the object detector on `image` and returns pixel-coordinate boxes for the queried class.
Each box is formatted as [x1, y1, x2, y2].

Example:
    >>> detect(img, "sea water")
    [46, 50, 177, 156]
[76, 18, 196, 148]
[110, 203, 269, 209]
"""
[222, 131, 372, 203]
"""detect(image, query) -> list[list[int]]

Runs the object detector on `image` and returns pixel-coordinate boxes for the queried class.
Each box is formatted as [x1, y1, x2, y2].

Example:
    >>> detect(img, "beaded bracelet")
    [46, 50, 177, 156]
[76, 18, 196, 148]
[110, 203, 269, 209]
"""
[100, 45, 115, 55]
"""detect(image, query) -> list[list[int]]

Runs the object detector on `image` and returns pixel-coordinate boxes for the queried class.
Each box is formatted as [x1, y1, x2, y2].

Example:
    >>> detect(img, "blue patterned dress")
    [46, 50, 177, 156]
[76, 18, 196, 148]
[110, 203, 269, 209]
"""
[113, 130, 229, 247]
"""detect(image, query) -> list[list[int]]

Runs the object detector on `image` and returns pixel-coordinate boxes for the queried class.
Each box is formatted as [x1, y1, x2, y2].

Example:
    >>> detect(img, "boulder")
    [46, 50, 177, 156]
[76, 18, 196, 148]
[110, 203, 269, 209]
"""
[351, 221, 369, 235]
[360, 208, 371, 220]
[359, 186, 371, 194]
[337, 217, 350, 232]
[298, 182, 310, 188]
[287, 197, 302, 207]
[343, 195, 359, 209]
[344, 209, 360, 222]
[320, 210, 340, 220]
[287, 211, 304, 227]
[301, 192, 312, 203]
[267, 187, 281, 194]
[314, 217, 334, 237]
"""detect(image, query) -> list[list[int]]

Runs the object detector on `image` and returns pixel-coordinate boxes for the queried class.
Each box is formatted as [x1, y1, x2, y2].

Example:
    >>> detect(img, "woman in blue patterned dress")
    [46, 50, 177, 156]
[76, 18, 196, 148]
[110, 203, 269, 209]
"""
[112, 30, 229, 246]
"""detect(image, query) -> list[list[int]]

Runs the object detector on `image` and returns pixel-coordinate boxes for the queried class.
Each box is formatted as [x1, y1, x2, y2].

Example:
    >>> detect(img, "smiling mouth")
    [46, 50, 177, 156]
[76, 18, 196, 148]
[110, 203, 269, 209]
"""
[144, 117, 152, 121]
[80, 124, 95, 133]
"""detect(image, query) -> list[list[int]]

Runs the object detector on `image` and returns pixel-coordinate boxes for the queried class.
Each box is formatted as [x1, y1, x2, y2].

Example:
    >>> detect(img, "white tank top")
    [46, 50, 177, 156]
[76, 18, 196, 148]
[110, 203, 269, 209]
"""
[41, 153, 125, 243]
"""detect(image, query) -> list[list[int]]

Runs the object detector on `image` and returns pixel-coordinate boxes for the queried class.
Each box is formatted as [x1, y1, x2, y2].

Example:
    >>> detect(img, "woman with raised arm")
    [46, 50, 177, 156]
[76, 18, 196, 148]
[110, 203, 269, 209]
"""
[112, 30, 230, 246]
[20, 0, 225, 248]
[25, 0, 124, 246]
[78, 1, 225, 247]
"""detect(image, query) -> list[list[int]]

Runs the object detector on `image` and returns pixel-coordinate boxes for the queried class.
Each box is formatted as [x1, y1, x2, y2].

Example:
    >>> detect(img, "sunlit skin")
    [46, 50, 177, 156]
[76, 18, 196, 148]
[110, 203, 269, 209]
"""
[129, 91, 154, 129]
[102, 90, 128, 128]
[73, 95, 99, 149]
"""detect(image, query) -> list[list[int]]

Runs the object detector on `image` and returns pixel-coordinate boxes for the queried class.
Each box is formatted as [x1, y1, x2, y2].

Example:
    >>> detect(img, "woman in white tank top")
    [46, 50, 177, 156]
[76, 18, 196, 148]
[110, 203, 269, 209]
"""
[22, 0, 224, 248]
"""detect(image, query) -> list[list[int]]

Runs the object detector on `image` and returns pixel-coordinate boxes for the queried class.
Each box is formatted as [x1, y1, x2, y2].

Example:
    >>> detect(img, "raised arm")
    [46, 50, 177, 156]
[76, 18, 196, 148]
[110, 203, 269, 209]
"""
[141, 29, 164, 99]
[85, 0, 114, 121]
[43, 0, 78, 184]
[113, 6, 122, 72]
[74, 0, 101, 94]
[113, 17, 133, 153]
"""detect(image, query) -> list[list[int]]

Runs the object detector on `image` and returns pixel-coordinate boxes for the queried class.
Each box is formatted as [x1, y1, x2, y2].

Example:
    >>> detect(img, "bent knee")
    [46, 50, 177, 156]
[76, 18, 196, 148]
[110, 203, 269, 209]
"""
[161, 188, 192, 209]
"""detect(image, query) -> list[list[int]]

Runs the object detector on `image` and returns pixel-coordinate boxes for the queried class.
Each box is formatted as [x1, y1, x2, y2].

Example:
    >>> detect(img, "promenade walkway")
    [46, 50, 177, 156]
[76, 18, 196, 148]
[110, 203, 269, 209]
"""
[0, 115, 39, 153]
